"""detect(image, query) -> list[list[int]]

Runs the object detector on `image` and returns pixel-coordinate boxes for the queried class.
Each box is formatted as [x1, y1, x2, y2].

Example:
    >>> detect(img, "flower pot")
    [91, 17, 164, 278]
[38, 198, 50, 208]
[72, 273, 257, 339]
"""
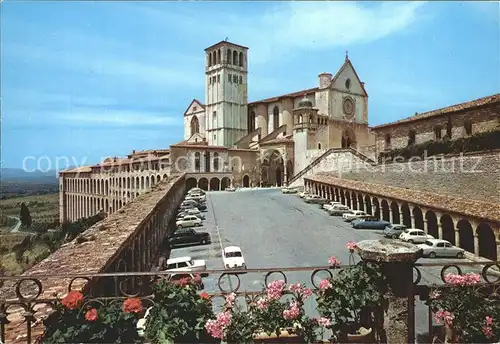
[346, 327, 373, 343]
[253, 329, 303, 343]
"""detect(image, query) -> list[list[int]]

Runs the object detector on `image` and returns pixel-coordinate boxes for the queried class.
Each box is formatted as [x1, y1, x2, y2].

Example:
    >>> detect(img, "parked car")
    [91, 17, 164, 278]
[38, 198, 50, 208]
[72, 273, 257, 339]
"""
[328, 205, 352, 216]
[168, 228, 211, 248]
[299, 192, 310, 198]
[183, 208, 205, 219]
[222, 246, 247, 270]
[343, 210, 368, 222]
[351, 217, 390, 229]
[176, 215, 202, 228]
[180, 202, 207, 211]
[418, 239, 465, 258]
[188, 187, 205, 195]
[165, 256, 207, 275]
[186, 194, 206, 203]
[225, 186, 236, 192]
[282, 187, 298, 194]
[383, 224, 407, 239]
[305, 195, 328, 204]
[323, 201, 342, 211]
[399, 228, 434, 244]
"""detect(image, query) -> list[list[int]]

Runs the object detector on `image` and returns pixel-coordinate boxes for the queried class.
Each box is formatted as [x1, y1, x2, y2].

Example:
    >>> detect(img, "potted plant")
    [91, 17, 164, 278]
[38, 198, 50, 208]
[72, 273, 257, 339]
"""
[37, 290, 143, 343]
[316, 242, 386, 343]
[143, 275, 217, 343]
[249, 280, 321, 343]
[427, 272, 500, 343]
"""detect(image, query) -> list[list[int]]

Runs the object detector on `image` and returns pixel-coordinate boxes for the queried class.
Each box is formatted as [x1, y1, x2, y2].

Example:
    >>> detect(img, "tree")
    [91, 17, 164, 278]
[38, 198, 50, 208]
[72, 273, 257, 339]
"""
[19, 202, 32, 228]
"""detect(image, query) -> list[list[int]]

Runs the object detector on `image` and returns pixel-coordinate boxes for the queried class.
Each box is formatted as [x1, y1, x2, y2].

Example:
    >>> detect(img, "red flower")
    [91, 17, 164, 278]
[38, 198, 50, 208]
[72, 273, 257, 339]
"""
[85, 308, 98, 321]
[123, 298, 143, 314]
[178, 277, 191, 287]
[200, 291, 210, 300]
[61, 291, 84, 310]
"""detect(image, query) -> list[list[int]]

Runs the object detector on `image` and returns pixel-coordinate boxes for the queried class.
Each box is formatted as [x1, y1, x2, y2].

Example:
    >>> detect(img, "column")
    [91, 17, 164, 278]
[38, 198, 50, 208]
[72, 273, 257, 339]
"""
[454, 229, 460, 248]
[437, 223, 443, 240]
[474, 234, 479, 257]
[423, 220, 428, 234]
[408, 206, 415, 228]
[357, 239, 422, 344]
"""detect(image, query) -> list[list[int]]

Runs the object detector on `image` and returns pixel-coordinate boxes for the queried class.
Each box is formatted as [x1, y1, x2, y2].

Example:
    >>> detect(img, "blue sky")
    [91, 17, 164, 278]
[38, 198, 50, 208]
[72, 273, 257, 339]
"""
[2, 1, 499, 170]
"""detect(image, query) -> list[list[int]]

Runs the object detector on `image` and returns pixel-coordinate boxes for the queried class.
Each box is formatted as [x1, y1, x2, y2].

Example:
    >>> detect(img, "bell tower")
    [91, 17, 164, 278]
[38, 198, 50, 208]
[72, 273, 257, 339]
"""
[204, 40, 249, 147]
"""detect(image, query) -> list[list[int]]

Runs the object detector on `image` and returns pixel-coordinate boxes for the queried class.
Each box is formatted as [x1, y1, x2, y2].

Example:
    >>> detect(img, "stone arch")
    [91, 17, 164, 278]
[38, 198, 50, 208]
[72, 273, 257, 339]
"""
[365, 195, 373, 215]
[413, 207, 424, 230]
[381, 199, 390, 222]
[190, 116, 200, 136]
[457, 219, 474, 253]
[239, 51, 243, 67]
[341, 128, 356, 148]
[372, 197, 380, 218]
[186, 178, 197, 191]
[141, 176, 145, 189]
[221, 177, 231, 190]
[209, 177, 220, 191]
[163, 174, 168, 180]
[198, 178, 209, 191]
[390, 201, 400, 224]
[145, 176, 150, 189]
[401, 203, 412, 228]
[156, 175, 161, 183]
[261, 149, 283, 187]
[150, 175, 155, 186]
[357, 194, 364, 212]
[232, 50, 238, 65]
[477, 223, 497, 260]
[440, 214, 455, 244]
[242, 175, 250, 188]
[425, 211, 438, 238]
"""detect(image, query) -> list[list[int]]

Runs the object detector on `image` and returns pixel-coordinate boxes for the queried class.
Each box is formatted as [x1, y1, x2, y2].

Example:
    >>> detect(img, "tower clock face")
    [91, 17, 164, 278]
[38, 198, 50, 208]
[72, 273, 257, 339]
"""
[342, 98, 355, 118]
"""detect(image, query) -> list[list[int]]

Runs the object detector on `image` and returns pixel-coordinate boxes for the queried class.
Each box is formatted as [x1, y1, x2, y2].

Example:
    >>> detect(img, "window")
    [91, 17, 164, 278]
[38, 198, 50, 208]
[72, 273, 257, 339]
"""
[239, 75, 242, 84]
[213, 134, 216, 141]
[385, 134, 391, 150]
[239, 52, 243, 67]
[345, 78, 351, 89]
[233, 50, 238, 65]
[408, 130, 416, 146]
[217, 49, 221, 64]
[177, 262, 188, 268]
[212, 76, 216, 84]
[298, 115, 303, 123]
[208, 52, 212, 67]
[204, 151, 210, 172]
[194, 152, 200, 172]
[190, 116, 200, 136]
[273, 106, 279, 130]
[212, 111, 217, 127]
[233, 75, 238, 83]
[318, 142, 322, 150]
[227, 49, 232, 64]
[217, 74, 220, 83]
[228, 74, 232, 82]
[213, 152, 219, 171]
[248, 111, 256, 133]
[434, 126, 442, 140]
[464, 121, 473, 135]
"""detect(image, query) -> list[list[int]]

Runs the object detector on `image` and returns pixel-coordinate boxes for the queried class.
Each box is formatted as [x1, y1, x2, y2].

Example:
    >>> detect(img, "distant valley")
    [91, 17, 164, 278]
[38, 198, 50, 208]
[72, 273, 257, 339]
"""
[1, 168, 59, 199]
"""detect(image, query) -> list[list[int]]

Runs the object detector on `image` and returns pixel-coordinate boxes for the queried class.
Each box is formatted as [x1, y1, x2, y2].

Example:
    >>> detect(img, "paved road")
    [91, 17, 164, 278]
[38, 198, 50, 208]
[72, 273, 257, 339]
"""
[167, 188, 476, 341]
[8, 216, 21, 232]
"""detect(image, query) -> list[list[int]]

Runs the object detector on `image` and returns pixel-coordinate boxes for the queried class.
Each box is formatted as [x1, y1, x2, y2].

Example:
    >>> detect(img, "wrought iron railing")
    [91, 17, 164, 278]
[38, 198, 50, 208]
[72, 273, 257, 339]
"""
[1, 261, 499, 344]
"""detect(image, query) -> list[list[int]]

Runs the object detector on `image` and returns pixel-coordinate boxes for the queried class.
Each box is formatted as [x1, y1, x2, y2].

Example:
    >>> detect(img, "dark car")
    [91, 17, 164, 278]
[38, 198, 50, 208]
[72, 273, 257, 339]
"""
[180, 203, 207, 211]
[383, 224, 407, 239]
[168, 228, 211, 248]
[352, 217, 390, 229]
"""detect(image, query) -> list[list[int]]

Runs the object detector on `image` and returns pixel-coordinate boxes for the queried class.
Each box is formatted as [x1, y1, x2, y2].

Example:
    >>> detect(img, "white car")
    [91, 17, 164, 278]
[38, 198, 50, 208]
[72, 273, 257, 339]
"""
[418, 239, 465, 258]
[399, 228, 434, 244]
[225, 186, 236, 192]
[282, 187, 298, 194]
[165, 256, 207, 274]
[343, 210, 368, 222]
[188, 188, 205, 195]
[182, 208, 205, 219]
[323, 201, 342, 211]
[299, 192, 310, 198]
[222, 246, 247, 270]
[176, 215, 202, 228]
[186, 194, 206, 202]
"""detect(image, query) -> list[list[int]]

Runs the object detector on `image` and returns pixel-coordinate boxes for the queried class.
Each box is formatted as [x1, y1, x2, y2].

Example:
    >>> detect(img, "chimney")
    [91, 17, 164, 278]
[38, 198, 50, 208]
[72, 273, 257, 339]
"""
[132, 149, 136, 154]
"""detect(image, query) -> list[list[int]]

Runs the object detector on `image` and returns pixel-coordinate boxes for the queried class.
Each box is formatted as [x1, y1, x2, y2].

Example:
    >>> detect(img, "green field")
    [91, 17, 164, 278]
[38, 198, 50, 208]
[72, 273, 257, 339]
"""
[0, 193, 59, 227]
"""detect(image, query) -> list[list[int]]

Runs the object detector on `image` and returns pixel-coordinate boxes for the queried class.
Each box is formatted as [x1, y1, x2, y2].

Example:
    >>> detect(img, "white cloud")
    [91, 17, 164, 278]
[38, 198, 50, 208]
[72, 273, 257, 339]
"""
[133, 2, 427, 64]
[56, 109, 183, 126]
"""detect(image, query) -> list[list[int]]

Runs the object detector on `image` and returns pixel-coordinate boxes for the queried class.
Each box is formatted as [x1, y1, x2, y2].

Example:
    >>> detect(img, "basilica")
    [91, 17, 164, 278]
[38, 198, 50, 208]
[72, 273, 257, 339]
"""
[177, 40, 374, 189]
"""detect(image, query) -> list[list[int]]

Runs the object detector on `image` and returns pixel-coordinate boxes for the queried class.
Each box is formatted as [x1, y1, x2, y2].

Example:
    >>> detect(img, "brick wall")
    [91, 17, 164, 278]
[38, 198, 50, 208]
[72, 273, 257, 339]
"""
[374, 103, 500, 154]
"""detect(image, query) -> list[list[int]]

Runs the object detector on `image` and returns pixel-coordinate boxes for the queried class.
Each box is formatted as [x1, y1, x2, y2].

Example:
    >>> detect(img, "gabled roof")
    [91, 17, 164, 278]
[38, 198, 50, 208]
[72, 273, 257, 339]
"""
[183, 99, 205, 116]
[249, 87, 318, 105]
[330, 57, 368, 97]
[371, 93, 500, 130]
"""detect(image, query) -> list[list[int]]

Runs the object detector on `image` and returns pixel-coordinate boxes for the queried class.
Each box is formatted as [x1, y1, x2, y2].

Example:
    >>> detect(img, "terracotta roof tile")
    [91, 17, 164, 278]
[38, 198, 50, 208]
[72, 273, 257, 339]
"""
[306, 174, 500, 223]
[372, 93, 500, 130]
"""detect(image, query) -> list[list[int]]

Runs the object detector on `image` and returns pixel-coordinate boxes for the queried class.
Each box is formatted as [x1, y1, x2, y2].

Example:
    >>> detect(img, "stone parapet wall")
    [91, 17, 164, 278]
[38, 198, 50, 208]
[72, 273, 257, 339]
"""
[0, 174, 186, 343]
